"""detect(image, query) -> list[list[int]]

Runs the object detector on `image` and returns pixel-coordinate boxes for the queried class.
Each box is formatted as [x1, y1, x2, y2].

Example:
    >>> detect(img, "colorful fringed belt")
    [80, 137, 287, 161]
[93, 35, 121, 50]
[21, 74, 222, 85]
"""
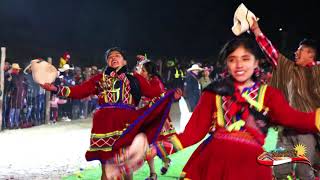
[213, 129, 261, 147]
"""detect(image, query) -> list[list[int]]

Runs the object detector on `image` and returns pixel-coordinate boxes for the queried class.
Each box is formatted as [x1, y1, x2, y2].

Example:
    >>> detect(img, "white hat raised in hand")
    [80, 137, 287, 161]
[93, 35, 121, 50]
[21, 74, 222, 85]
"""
[231, 3, 258, 36]
[26, 59, 59, 84]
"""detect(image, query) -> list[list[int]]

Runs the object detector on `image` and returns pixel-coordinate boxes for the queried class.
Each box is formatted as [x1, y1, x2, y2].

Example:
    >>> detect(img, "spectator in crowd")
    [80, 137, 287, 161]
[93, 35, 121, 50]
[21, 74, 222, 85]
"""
[175, 64, 185, 90]
[81, 67, 92, 118]
[91, 65, 98, 76]
[199, 66, 213, 89]
[57, 64, 74, 121]
[23, 65, 40, 127]
[36, 86, 46, 124]
[49, 94, 67, 124]
[1, 62, 12, 129]
[1, 60, 116, 130]
[163, 59, 176, 88]
[59, 52, 71, 68]
[88, 67, 99, 115]
[210, 61, 223, 81]
[184, 64, 203, 112]
[8, 63, 26, 129]
[71, 67, 83, 119]
[80, 66, 94, 117]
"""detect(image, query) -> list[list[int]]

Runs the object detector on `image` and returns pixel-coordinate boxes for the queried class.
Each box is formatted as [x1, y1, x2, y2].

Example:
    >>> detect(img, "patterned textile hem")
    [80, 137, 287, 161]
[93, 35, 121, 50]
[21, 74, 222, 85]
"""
[89, 128, 127, 152]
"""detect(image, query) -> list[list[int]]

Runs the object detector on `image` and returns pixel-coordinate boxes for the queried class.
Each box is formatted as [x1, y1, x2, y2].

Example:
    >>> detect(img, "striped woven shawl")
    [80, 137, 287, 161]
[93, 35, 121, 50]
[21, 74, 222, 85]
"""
[269, 54, 320, 112]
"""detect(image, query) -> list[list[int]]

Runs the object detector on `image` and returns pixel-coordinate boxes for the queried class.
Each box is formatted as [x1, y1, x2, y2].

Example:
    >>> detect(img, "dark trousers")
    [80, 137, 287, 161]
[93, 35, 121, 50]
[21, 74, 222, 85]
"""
[9, 108, 21, 128]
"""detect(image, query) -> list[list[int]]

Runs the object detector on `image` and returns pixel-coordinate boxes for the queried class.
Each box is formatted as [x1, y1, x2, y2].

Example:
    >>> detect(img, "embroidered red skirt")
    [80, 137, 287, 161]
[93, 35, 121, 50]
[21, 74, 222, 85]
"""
[85, 92, 174, 163]
[85, 106, 142, 162]
[181, 129, 272, 180]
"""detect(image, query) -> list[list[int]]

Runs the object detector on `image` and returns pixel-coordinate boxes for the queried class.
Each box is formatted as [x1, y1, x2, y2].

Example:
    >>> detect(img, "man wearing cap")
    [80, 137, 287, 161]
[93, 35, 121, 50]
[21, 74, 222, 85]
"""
[8, 63, 26, 129]
[184, 63, 203, 112]
[41, 47, 181, 179]
[57, 63, 74, 121]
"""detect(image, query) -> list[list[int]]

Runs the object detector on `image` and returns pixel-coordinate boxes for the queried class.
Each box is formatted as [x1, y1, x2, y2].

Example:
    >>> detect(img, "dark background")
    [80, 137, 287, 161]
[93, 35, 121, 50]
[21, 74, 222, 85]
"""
[0, 0, 318, 67]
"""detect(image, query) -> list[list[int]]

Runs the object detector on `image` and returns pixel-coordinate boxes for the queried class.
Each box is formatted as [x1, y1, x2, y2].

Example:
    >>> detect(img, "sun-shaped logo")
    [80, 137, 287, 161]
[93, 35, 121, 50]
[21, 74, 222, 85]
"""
[294, 144, 307, 157]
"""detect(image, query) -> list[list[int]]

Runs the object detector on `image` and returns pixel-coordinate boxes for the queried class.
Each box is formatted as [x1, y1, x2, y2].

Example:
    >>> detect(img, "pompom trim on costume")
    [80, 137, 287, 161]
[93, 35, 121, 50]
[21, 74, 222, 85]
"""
[60, 86, 71, 97]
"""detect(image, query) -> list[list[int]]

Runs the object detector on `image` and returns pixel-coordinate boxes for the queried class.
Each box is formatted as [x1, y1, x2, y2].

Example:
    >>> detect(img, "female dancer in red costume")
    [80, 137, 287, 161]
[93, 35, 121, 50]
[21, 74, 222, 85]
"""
[134, 61, 179, 180]
[171, 36, 320, 180]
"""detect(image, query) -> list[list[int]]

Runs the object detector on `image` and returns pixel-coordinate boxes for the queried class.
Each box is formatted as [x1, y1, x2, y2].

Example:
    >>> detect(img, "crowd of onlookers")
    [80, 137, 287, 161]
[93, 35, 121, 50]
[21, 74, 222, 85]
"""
[0, 53, 272, 130]
[0, 61, 100, 130]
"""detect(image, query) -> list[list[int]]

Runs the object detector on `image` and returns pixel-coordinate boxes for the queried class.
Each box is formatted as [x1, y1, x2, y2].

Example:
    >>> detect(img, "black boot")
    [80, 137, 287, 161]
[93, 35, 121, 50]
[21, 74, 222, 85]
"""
[160, 158, 171, 175]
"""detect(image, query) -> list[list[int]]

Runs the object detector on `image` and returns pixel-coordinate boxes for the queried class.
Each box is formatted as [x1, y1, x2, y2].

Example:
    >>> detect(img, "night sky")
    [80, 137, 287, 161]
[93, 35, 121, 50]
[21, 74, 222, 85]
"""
[0, 0, 319, 67]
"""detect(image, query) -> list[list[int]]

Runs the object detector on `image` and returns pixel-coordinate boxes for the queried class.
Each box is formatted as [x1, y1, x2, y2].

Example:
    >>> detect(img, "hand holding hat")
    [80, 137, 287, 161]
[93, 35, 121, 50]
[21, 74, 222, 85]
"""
[250, 17, 263, 37]
[231, 3, 259, 36]
[40, 83, 58, 92]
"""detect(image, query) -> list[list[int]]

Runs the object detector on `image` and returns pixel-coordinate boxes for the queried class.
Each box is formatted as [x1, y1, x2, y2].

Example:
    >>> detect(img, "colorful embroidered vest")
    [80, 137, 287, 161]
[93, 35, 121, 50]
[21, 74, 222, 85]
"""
[97, 71, 134, 106]
[214, 84, 268, 131]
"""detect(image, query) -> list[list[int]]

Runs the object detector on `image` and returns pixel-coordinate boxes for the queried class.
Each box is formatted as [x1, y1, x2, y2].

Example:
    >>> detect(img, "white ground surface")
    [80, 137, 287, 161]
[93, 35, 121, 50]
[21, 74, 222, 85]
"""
[0, 119, 100, 180]
[0, 99, 191, 180]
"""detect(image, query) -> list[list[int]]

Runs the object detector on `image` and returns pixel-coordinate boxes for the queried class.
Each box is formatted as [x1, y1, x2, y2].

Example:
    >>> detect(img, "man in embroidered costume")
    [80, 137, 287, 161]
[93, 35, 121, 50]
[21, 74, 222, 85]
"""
[41, 47, 178, 180]
[251, 19, 320, 179]
[168, 36, 320, 180]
